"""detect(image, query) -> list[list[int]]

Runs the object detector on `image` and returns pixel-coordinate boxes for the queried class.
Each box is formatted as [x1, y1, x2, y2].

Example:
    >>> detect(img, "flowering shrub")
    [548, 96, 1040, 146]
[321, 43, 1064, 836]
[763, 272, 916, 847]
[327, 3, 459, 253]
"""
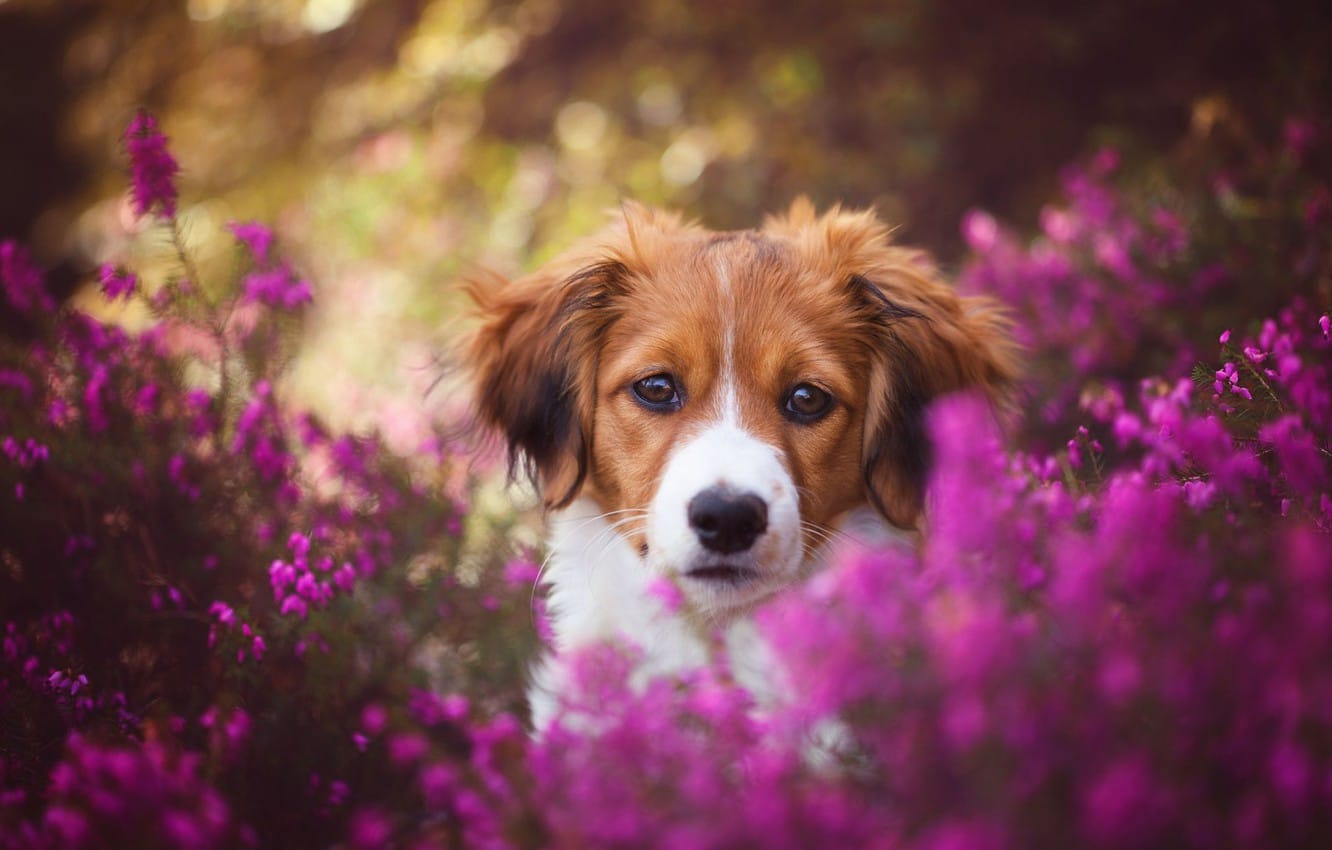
[1, 112, 534, 849]
[2, 112, 1330, 848]
[961, 127, 1331, 446]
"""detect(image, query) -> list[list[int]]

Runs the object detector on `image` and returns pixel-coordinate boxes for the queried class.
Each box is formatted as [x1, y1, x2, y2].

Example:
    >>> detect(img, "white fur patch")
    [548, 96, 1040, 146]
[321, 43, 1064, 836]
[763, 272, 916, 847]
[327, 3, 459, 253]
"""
[646, 421, 802, 611]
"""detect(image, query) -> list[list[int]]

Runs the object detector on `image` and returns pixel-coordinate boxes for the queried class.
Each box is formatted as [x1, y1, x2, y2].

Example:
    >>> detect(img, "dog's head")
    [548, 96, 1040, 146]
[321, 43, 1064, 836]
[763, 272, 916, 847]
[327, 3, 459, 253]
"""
[464, 199, 1016, 613]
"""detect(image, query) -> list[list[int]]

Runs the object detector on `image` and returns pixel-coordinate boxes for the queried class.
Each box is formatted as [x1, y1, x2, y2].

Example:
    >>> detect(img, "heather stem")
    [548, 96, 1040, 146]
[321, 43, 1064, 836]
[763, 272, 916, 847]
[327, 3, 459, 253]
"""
[168, 217, 232, 433]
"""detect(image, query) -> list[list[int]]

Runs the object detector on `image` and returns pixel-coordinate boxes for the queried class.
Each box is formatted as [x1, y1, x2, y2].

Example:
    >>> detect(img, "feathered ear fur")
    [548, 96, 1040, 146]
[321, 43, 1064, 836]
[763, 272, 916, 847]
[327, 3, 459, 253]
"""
[463, 260, 626, 510]
[770, 200, 1019, 529]
[858, 275, 1017, 528]
[462, 204, 686, 509]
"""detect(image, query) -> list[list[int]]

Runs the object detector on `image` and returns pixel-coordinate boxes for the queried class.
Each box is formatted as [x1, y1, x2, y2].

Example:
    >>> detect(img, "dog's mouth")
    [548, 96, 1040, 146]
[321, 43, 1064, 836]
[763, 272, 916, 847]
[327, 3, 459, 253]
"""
[683, 563, 760, 585]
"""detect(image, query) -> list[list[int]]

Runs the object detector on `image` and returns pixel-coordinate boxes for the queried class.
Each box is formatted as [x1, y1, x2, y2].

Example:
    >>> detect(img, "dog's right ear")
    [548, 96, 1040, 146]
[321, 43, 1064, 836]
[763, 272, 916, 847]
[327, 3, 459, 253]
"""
[463, 260, 627, 510]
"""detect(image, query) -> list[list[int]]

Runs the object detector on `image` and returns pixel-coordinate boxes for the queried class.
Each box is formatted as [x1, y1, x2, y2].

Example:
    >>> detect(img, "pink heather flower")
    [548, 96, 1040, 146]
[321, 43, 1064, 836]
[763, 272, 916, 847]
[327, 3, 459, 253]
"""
[388, 732, 429, 765]
[208, 601, 236, 628]
[98, 264, 137, 301]
[288, 532, 311, 559]
[241, 266, 313, 310]
[418, 763, 457, 807]
[83, 365, 110, 433]
[961, 209, 999, 253]
[647, 576, 685, 612]
[134, 382, 159, 415]
[1040, 205, 1077, 242]
[335, 563, 356, 592]
[328, 780, 350, 806]
[361, 703, 389, 736]
[227, 221, 274, 265]
[279, 595, 308, 619]
[1081, 755, 1169, 844]
[124, 111, 179, 219]
[348, 808, 393, 849]
[1320, 314, 1330, 340]
[1219, 329, 1231, 345]
[1268, 741, 1313, 803]
[502, 557, 539, 587]
[224, 708, 251, 750]
[295, 572, 318, 600]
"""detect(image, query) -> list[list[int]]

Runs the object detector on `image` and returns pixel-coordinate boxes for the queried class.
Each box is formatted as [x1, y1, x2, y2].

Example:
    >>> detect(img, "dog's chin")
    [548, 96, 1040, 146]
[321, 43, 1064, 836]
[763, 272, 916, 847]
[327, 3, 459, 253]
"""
[684, 562, 760, 585]
[662, 552, 796, 615]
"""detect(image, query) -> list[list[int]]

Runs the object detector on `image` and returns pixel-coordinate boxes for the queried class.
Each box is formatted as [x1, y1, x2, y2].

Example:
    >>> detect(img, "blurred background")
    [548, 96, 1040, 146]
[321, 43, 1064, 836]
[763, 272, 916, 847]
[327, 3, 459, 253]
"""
[3, 0, 1330, 433]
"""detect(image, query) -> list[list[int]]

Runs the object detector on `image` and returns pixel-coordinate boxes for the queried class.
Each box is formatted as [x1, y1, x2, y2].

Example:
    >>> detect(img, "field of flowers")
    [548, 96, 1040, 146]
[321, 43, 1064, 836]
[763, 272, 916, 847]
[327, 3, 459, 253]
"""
[1, 112, 1329, 848]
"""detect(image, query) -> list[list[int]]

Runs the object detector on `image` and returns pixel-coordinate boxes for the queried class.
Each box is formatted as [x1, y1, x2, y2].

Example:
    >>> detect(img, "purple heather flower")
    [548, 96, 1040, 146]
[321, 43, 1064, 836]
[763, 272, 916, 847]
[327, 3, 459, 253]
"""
[288, 531, 310, 559]
[388, 732, 429, 765]
[227, 221, 274, 265]
[83, 365, 110, 433]
[240, 265, 313, 310]
[361, 703, 389, 735]
[98, 264, 137, 301]
[2, 240, 55, 315]
[961, 209, 999, 253]
[279, 596, 308, 619]
[501, 557, 539, 587]
[647, 576, 685, 613]
[124, 111, 179, 219]
[348, 808, 393, 849]
[328, 780, 349, 806]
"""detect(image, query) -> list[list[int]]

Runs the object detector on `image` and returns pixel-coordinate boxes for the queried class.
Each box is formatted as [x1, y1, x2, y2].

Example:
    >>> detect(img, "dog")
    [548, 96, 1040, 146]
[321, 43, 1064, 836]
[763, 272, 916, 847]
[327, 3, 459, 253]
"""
[463, 199, 1016, 729]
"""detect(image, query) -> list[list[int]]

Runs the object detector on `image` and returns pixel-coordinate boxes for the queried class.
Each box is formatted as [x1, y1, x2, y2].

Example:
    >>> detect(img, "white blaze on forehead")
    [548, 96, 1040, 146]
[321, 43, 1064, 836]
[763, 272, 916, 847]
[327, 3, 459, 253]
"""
[713, 250, 740, 427]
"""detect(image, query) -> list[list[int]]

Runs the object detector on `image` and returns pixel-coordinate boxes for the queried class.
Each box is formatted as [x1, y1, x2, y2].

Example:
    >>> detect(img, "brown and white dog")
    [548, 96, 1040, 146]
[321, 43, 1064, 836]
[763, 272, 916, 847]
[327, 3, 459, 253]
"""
[464, 199, 1015, 728]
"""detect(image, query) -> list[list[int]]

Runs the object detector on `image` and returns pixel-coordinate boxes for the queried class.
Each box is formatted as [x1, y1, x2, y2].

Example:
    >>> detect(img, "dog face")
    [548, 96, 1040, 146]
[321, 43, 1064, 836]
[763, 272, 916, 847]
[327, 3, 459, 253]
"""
[465, 199, 1015, 614]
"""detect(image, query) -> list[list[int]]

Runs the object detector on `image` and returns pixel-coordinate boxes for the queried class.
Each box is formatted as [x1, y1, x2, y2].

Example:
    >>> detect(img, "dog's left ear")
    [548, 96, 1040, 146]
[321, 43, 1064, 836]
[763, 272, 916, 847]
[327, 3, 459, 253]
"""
[858, 275, 1017, 528]
[795, 205, 1018, 529]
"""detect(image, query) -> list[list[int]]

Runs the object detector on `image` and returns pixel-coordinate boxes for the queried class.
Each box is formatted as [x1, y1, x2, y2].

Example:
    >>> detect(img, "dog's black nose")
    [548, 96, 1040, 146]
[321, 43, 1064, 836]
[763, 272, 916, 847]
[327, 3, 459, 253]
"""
[687, 487, 768, 554]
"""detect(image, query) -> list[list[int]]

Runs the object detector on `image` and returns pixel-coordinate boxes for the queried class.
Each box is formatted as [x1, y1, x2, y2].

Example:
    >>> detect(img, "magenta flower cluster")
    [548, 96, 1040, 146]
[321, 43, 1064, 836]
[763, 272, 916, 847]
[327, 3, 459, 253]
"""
[268, 531, 359, 620]
[959, 133, 1330, 443]
[3, 112, 1331, 848]
[97, 265, 137, 302]
[124, 110, 180, 220]
[230, 221, 313, 310]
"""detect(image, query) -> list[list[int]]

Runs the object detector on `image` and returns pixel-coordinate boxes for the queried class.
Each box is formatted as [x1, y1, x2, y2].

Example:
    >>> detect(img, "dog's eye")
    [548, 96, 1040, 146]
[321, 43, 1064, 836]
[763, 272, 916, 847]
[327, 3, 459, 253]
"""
[783, 383, 834, 422]
[632, 374, 682, 410]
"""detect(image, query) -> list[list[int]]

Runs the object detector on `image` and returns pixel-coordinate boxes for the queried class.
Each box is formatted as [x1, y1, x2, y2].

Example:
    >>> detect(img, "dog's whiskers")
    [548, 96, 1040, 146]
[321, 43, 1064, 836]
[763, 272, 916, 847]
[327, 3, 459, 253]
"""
[579, 511, 649, 588]
[530, 508, 650, 624]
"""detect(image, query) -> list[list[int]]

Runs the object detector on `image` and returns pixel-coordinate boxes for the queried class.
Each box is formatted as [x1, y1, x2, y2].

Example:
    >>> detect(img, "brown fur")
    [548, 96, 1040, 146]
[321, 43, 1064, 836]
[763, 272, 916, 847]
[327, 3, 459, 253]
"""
[463, 199, 1017, 534]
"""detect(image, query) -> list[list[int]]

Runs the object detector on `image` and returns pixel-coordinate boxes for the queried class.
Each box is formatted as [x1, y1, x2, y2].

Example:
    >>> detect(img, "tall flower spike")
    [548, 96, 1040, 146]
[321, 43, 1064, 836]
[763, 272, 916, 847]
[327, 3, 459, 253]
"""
[124, 110, 180, 219]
